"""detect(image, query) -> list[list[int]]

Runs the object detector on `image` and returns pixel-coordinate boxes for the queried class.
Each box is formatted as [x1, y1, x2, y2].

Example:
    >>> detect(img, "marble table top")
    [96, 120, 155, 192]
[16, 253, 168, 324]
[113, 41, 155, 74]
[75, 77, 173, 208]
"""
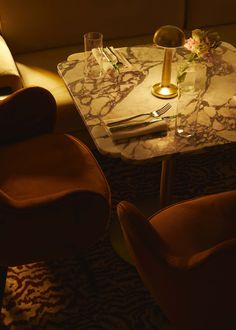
[58, 42, 236, 163]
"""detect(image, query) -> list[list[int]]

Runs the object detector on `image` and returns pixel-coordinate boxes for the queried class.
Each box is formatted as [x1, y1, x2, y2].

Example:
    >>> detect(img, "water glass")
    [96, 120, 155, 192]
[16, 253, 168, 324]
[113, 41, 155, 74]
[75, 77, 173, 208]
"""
[175, 62, 206, 138]
[175, 88, 201, 138]
[84, 32, 103, 79]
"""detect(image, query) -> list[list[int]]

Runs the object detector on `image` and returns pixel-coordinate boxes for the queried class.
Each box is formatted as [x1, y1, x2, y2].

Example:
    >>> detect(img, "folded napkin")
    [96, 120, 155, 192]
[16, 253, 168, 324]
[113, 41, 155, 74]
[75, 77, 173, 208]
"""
[104, 119, 168, 142]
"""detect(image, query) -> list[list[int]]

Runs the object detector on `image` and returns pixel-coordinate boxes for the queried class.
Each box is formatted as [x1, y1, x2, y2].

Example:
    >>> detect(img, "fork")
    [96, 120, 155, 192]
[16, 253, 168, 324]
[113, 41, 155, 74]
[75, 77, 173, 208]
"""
[107, 103, 171, 127]
[107, 47, 123, 67]
[102, 48, 120, 72]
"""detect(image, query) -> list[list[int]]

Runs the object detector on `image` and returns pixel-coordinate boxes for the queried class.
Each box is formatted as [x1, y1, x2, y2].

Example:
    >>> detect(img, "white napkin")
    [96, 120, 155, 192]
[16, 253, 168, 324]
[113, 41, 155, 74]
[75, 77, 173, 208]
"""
[104, 120, 168, 142]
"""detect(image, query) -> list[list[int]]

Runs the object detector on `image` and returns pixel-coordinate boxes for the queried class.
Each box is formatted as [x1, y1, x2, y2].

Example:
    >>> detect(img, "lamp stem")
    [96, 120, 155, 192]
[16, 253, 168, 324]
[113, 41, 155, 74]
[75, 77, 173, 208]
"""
[161, 48, 172, 87]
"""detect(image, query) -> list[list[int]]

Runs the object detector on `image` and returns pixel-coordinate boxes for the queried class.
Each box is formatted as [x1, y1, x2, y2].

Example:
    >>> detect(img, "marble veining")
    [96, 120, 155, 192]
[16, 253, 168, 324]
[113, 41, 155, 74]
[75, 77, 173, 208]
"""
[57, 43, 236, 162]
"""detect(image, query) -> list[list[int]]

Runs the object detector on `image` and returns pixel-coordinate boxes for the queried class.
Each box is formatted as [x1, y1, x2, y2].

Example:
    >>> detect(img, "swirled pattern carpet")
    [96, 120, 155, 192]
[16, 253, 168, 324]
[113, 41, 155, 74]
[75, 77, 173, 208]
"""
[1, 144, 236, 330]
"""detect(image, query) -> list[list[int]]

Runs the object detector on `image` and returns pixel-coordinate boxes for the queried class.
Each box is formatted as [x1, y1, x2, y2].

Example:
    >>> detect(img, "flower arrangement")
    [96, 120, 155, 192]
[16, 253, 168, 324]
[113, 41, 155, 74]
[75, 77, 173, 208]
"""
[177, 29, 221, 84]
[185, 29, 221, 61]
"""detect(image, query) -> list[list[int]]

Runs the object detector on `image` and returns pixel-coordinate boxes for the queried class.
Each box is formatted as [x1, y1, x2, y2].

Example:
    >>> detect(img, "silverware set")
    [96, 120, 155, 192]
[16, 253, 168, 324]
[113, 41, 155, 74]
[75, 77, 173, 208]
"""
[101, 46, 131, 72]
[107, 47, 124, 67]
[109, 115, 176, 132]
[102, 47, 120, 71]
[107, 103, 171, 126]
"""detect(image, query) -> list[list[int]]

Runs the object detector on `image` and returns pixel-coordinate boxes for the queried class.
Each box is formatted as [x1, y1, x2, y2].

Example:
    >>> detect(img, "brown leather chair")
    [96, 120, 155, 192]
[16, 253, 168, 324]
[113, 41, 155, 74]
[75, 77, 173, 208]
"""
[117, 190, 236, 330]
[0, 87, 111, 311]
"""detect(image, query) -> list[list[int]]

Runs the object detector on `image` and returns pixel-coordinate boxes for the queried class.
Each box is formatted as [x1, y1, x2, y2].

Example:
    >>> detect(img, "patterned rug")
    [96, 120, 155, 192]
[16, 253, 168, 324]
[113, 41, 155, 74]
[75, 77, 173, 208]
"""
[1, 144, 236, 330]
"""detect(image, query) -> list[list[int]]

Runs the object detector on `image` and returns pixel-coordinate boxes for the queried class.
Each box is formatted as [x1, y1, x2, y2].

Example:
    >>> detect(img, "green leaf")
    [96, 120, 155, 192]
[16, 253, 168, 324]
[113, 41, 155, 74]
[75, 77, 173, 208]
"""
[177, 71, 187, 84]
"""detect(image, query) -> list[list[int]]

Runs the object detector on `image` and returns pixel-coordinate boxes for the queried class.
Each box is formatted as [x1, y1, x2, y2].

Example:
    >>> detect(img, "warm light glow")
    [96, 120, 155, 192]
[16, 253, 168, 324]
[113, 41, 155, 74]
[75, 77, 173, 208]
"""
[160, 87, 171, 95]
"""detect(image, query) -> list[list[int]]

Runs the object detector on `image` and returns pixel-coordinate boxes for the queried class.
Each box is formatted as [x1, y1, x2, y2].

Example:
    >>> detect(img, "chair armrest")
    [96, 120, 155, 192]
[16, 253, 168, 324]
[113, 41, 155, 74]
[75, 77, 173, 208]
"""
[167, 238, 236, 270]
[0, 35, 22, 94]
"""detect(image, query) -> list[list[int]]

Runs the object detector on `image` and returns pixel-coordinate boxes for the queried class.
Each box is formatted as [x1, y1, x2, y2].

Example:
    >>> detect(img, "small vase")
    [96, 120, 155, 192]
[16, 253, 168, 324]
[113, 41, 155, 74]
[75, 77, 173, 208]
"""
[175, 61, 206, 138]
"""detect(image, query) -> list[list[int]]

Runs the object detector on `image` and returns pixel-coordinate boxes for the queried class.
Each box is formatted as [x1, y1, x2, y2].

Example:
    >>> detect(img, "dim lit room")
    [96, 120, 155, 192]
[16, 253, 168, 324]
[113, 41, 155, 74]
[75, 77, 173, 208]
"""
[0, 0, 236, 329]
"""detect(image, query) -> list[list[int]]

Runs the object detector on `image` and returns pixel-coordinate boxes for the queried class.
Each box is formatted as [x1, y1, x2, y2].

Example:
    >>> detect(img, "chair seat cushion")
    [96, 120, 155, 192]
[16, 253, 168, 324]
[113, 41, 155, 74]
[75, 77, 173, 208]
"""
[0, 133, 110, 207]
[150, 190, 236, 257]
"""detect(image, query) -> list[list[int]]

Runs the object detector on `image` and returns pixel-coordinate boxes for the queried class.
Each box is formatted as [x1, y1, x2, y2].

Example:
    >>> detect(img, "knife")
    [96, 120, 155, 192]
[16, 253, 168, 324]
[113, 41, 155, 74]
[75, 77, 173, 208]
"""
[109, 46, 132, 68]
[102, 48, 120, 72]
[109, 115, 176, 132]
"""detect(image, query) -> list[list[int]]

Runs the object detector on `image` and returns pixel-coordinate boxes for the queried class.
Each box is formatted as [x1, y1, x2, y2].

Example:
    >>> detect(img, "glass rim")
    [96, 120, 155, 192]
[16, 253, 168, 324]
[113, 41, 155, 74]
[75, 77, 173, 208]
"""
[84, 32, 103, 40]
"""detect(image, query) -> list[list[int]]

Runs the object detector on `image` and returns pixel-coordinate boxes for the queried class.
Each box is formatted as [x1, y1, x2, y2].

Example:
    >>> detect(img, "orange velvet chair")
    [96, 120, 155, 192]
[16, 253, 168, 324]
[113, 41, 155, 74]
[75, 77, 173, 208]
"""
[0, 87, 111, 311]
[117, 190, 236, 330]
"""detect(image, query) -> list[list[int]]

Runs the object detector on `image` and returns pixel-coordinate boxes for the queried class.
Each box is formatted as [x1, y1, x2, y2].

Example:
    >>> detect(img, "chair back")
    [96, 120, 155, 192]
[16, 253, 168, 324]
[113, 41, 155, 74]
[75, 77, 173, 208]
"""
[117, 192, 236, 330]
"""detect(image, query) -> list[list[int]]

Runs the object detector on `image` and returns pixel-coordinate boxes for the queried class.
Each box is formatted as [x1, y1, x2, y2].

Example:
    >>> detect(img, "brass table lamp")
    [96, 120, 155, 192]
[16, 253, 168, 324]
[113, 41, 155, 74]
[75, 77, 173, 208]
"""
[152, 25, 185, 99]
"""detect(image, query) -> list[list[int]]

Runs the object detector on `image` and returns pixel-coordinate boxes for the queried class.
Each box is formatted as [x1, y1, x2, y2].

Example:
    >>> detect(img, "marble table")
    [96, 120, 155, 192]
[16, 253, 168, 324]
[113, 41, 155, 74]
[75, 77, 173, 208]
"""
[58, 42, 236, 206]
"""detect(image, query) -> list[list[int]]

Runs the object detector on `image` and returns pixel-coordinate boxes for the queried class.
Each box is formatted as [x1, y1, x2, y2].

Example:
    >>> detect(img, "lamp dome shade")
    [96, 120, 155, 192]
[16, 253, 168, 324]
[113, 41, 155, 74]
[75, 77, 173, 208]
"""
[153, 25, 185, 48]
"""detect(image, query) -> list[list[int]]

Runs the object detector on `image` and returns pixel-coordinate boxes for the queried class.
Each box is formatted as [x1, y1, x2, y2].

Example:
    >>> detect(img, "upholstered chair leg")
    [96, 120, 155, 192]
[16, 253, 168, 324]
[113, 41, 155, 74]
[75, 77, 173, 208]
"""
[0, 266, 8, 312]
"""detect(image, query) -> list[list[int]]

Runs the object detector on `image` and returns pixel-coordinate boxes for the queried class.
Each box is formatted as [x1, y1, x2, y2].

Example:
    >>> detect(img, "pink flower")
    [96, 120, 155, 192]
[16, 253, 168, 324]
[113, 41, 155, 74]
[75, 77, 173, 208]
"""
[184, 38, 200, 52]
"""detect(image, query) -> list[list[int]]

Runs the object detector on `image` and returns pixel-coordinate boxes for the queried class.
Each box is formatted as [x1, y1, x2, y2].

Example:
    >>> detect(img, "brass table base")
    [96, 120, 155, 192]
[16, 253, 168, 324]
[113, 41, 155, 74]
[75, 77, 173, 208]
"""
[110, 158, 176, 265]
[151, 83, 178, 99]
[160, 158, 176, 208]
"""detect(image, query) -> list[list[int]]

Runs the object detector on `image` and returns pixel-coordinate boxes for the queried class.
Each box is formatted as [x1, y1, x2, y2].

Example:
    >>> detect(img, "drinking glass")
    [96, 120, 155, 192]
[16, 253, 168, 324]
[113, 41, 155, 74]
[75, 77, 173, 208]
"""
[84, 32, 103, 79]
[175, 62, 206, 138]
